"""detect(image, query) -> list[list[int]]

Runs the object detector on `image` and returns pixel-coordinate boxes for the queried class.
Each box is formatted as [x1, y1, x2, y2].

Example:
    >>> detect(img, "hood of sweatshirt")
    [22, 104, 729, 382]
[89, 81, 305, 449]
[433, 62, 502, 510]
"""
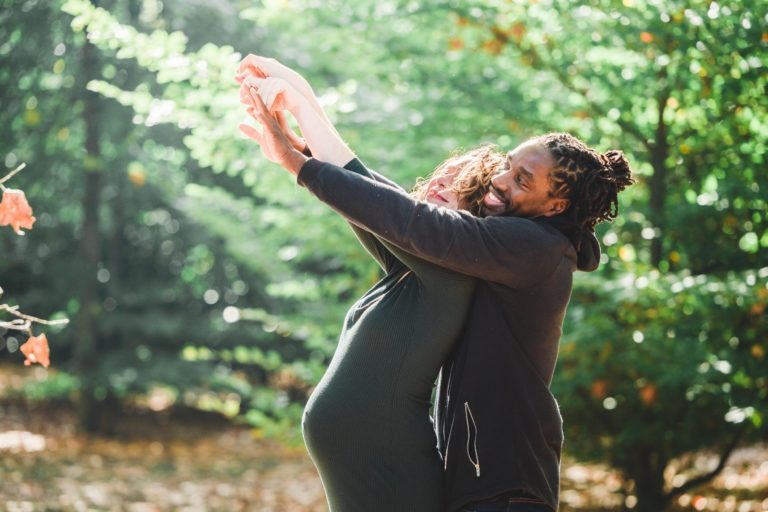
[540, 211, 601, 272]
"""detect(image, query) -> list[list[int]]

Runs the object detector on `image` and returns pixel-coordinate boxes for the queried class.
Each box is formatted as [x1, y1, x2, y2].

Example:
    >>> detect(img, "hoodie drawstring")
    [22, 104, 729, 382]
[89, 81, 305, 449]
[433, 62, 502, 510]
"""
[464, 401, 480, 477]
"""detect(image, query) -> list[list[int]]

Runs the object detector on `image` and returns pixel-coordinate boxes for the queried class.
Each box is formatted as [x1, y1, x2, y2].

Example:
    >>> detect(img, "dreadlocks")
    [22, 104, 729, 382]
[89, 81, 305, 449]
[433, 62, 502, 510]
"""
[535, 133, 635, 231]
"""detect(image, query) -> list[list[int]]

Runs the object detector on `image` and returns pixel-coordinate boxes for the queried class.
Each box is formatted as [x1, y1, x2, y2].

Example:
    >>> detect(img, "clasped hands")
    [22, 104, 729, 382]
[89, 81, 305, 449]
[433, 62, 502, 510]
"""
[235, 55, 309, 176]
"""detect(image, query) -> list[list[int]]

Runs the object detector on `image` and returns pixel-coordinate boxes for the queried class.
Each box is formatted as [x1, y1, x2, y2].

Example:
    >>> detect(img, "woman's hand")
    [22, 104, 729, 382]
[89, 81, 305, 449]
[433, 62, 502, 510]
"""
[239, 86, 308, 176]
[240, 76, 304, 114]
[236, 55, 314, 102]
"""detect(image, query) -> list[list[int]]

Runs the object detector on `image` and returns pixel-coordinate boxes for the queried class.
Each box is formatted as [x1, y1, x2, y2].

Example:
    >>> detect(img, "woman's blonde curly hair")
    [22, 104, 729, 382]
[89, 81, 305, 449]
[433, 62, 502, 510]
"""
[412, 145, 505, 216]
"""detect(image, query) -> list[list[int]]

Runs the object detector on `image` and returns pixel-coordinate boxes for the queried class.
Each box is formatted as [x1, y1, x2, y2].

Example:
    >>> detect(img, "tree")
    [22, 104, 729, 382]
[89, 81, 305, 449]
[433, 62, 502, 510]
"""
[2, 0, 327, 436]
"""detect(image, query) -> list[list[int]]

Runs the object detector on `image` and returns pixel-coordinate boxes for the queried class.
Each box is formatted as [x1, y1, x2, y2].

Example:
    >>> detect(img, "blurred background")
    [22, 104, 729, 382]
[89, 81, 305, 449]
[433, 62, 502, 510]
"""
[0, 0, 766, 510]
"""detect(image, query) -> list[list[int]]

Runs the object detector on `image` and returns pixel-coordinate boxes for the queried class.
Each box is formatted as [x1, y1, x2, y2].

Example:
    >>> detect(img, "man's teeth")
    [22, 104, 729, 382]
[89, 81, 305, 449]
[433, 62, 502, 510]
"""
[486, 191, 504, 206]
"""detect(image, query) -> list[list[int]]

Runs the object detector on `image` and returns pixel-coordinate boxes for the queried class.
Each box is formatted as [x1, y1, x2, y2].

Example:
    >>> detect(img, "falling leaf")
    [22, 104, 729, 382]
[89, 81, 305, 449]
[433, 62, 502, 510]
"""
[20, 333, 50, 368]
[640, 32, 654, 43]
[0, 189, 36, 235]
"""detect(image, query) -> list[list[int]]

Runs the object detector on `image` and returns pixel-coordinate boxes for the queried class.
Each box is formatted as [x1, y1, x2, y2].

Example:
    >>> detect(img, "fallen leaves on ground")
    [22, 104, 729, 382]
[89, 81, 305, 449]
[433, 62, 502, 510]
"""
[0, 363, 766, 512]
[0, 402, 326, 512]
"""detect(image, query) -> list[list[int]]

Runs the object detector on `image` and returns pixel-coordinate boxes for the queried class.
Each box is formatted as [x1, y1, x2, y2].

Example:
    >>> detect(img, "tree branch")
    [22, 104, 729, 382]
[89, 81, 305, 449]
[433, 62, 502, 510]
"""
[0, 304, 70, 333]
[0, 162, 26, 190]
[510, 38, 653, 151]
[665, 427, 746, 500]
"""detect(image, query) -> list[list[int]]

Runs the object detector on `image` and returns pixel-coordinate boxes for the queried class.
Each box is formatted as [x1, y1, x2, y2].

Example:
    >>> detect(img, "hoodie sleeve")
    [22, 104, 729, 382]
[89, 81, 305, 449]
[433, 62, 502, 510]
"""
[298, 158, 573, 289]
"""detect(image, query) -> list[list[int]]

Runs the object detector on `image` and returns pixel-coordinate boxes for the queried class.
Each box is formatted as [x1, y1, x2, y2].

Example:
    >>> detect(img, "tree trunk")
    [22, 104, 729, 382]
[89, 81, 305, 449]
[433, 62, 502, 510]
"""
[75, 24, 108, 434]
[628, 450, 671, 512]
[647, 84, 671, 269]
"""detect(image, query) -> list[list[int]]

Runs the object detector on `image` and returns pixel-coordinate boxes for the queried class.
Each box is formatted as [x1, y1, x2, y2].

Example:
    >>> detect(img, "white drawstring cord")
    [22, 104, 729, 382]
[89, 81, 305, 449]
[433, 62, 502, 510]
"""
[464, 402, 480, 477]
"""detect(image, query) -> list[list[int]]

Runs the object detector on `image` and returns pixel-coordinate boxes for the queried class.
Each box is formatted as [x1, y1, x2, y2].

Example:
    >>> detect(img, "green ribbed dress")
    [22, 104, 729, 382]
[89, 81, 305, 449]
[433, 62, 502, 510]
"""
[301, 159, 475, 512]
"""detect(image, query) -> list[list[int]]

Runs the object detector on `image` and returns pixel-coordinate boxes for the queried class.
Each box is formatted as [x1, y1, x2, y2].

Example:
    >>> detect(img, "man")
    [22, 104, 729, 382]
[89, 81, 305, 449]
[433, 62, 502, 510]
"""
[239, 55, 633, 511]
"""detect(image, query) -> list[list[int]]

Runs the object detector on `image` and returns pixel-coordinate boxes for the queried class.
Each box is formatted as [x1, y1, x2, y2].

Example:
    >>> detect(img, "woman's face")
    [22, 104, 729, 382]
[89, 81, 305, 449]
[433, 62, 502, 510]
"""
[423, 156, 473, 210]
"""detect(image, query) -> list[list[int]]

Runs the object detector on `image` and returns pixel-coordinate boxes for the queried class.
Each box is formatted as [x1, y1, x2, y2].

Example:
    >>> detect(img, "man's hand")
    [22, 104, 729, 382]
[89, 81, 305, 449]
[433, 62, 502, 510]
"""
[239, 77, 308, 154]
[239, 86, 308, 176]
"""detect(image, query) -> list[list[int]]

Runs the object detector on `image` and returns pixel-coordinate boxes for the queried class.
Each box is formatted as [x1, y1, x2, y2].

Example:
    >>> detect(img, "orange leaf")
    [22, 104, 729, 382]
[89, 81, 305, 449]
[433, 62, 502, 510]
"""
[128, 169, 147, 187]
[20, 333, 50, 368]
[481, 39, 504, 55]
[640, 32, 654, 44]
[448, 37, 464, 51]
[639, 383, 658, 406]
[0, 189, 36, 235]
[455, 16, 470, 27]
[508, 21, 526, 44]
[590, 380, 608, 400]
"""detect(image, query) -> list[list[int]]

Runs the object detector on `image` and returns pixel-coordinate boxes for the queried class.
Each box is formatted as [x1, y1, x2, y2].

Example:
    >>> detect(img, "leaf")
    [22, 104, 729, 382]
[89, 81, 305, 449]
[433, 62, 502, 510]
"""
[20, 333, 51, 368]
[0, 189, 36, 235]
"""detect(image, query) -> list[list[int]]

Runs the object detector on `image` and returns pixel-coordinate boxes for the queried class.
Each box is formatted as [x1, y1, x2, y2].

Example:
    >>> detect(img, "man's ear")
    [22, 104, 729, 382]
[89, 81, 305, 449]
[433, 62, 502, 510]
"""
[545, 198, 570, 217]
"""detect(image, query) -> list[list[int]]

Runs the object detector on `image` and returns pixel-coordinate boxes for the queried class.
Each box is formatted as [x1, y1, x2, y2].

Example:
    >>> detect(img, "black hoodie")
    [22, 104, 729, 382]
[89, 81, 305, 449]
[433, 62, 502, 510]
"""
[298, 158, 600, 511]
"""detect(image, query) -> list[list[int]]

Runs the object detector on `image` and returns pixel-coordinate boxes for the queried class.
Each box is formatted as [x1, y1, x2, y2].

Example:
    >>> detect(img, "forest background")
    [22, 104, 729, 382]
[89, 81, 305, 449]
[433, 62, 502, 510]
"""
[0, 0, 766, 511]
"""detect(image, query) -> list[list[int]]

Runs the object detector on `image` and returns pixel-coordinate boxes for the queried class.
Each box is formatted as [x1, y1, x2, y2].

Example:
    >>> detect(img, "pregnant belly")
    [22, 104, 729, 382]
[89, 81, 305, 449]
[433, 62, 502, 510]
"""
[302, 381, 382, 457]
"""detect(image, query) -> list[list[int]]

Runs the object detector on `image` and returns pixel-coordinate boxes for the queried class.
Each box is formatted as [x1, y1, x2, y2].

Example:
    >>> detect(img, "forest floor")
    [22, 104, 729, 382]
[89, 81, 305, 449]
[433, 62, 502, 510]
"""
[0, 366, 766, 512]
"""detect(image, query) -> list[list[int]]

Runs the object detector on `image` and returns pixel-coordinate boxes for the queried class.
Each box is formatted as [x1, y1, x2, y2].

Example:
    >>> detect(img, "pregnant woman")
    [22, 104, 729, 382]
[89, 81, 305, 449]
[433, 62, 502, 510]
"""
[237, 60, 507, 511]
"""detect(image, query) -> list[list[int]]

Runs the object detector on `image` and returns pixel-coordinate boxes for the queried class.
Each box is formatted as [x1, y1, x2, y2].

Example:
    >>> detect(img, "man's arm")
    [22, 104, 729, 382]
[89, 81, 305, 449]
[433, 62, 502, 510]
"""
[298, 159, 572, 289]
[240, 86, 570, 287]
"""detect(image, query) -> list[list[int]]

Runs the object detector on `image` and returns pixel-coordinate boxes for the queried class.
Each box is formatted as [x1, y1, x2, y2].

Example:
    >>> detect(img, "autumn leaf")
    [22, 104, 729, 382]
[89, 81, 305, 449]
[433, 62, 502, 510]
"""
[638, 383, 658, 406]
[640, 32, 654, 44]
[508, 21, 526, 44]
[0, 188, 36, 235]
[20, 333, 50, 368]
[590, 380, 608, 400]
[481, 39, 504, 55]
[128, 169, 147, 187]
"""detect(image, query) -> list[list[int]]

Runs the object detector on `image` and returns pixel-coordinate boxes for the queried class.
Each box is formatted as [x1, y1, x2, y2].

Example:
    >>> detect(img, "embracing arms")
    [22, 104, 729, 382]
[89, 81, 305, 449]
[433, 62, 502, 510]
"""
[298, 159, 572, 288]
[237, 58, 572, 287]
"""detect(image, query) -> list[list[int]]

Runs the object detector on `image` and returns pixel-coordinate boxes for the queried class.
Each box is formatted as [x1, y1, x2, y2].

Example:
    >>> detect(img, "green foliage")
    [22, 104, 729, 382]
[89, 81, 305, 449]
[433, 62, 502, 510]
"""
[19, 371, 80, 402]
[557, 268, 768, 458]
[1, 0, 766, 508]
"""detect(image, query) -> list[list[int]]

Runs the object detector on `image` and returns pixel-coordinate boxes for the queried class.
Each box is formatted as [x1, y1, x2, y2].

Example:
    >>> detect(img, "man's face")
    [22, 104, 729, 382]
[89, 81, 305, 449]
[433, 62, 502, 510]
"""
[481, 142, 569, 218]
